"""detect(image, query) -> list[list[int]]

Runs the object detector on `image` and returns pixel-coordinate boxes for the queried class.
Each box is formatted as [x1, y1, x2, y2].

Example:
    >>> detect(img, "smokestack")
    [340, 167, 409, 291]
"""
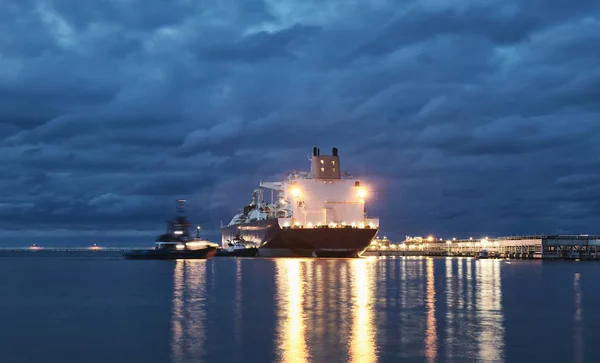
[332, 147, 338, 156]
[313, 147, 318, 156]
[317, 148, 320, 156]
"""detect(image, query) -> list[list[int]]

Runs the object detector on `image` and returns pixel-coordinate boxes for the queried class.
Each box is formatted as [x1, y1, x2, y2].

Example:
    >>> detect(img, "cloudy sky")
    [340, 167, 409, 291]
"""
[1, 0, 599, 244]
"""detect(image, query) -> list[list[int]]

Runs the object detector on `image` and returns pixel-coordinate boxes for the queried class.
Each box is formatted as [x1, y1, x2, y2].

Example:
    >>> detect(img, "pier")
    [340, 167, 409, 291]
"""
[0, 246, 135, 253]
[362, 235, 600, 260]
[3, 234, 600, 260]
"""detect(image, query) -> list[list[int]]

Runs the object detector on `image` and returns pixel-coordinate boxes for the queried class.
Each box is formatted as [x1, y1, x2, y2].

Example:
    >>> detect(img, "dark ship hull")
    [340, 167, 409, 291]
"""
[221, 219, 377, 258]
[215, 247, 259, 257]
[124, 246, 218, 260]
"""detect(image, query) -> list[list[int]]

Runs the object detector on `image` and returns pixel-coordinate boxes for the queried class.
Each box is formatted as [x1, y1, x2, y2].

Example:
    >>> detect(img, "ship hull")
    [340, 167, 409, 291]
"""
[215, 247, 259, 257]
[123, 246, 218, 260]
[221, 219, 377, 258]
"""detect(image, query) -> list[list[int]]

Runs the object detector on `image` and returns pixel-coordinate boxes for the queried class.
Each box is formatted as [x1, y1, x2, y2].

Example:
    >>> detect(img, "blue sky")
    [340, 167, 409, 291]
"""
[1, 0, 599, 244]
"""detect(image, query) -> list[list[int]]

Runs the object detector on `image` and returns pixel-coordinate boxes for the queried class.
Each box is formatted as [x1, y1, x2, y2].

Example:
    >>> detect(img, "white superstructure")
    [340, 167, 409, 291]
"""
[227, 147, 379, 230]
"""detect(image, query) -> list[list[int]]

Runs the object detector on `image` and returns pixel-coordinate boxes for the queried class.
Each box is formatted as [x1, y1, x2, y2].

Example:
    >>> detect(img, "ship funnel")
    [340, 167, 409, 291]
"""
[310, 146, 341, 179]
[313, 146, 318, 156]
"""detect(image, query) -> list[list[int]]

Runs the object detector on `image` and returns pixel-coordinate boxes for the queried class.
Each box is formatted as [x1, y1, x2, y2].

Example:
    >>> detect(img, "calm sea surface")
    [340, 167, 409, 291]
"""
[1, 253, 599, 363]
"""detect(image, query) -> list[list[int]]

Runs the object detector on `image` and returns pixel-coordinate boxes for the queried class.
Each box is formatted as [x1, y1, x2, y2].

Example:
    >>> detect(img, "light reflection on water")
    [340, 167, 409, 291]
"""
[164, 257, 597, 363]
[235, 259, 243, 346]
[445, 258, 454, 359]
[3, 253, 599, 363]
[425, 258, 437, 363]
[476, 259, 504, 362]
[574, 272, 583, 363]
[349, 258, 377, 363]
[275, 259, 309, 363]
[171, 260, 207, 363]
[272, 258, 378, 363]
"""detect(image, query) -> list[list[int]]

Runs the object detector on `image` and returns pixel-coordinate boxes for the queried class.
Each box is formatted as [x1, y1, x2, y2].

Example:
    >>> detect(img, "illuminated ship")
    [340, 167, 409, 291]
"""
[124, 200, 218, 260]
[221, 147, 379, 257]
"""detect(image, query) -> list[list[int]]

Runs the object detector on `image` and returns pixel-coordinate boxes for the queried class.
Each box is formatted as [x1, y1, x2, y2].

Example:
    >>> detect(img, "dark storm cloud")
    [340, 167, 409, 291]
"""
[0, 0, 599, 242]
[200, 24, 321, 63]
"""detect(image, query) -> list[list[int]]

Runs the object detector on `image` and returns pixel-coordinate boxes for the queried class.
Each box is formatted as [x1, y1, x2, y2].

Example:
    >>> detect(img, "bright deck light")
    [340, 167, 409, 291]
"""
[357, 188, 367, 198]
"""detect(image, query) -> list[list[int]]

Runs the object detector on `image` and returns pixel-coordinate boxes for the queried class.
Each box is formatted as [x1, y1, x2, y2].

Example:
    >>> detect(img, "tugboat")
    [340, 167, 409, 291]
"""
[217, 233, 259, 257]
[476, 248, 490, 259]
[124, 199, 218, 260]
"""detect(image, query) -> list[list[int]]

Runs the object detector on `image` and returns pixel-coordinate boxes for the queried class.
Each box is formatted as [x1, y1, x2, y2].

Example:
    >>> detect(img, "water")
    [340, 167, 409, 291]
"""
[1, 254, 599, 363]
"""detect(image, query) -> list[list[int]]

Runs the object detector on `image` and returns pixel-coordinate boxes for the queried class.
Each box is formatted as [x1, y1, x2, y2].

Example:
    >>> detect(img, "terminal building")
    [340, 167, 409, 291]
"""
[367, 235, 600, 260]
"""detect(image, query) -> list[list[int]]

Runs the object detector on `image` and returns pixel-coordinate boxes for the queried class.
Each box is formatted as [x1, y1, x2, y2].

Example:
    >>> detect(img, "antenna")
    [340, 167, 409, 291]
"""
[176, 199, 186, 214]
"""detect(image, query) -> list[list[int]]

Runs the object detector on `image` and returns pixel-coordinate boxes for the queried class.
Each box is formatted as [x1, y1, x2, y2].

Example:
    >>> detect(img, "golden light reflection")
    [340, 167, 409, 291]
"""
[235, 259, 242, 346]
[425, 258, 437, 363]
[276, 259, 309, 363]
[315, 264, 325, 345]
[400, 258, 407, 309]
[574, 273, 583, 363]
[466, 259, 473, 311]
[476, 260, 504, 362]
[171, 260, 207, 363]
[171, 260, 183, 361]
[349, 259, 377, 363]
[457, 259, 464, 310]
[338, 262, 351, 353]
[445, 258, 454, 359]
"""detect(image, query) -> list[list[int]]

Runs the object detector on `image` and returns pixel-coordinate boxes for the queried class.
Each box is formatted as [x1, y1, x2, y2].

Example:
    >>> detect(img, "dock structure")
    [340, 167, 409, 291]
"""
[363, 235, 600, 260]
[0, 247, 136, 252]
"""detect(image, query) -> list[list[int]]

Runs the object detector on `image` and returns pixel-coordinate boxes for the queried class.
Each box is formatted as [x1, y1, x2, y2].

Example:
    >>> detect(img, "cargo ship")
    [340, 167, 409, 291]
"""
[221, 147, 379, 257]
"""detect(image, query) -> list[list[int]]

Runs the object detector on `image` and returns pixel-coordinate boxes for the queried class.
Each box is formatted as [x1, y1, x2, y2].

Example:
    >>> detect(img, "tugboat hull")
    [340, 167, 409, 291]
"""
[124, 246, 217, 260]
[215, 247, 259, 257]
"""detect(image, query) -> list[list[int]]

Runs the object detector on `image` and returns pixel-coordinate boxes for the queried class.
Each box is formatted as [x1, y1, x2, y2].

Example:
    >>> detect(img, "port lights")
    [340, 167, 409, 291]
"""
[357, 187, 367, 199]
[427, 236, 433, 242]
[329, 222, 336, 228]
[291, 188, 301, 198]
[307, 222, 313, 228]
[176, 244, 185, 250]
[359, 222, 365, 228]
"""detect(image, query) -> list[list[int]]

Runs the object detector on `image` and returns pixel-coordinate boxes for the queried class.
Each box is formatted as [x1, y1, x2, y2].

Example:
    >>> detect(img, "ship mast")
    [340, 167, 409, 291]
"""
[177, 199, 186, 215]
